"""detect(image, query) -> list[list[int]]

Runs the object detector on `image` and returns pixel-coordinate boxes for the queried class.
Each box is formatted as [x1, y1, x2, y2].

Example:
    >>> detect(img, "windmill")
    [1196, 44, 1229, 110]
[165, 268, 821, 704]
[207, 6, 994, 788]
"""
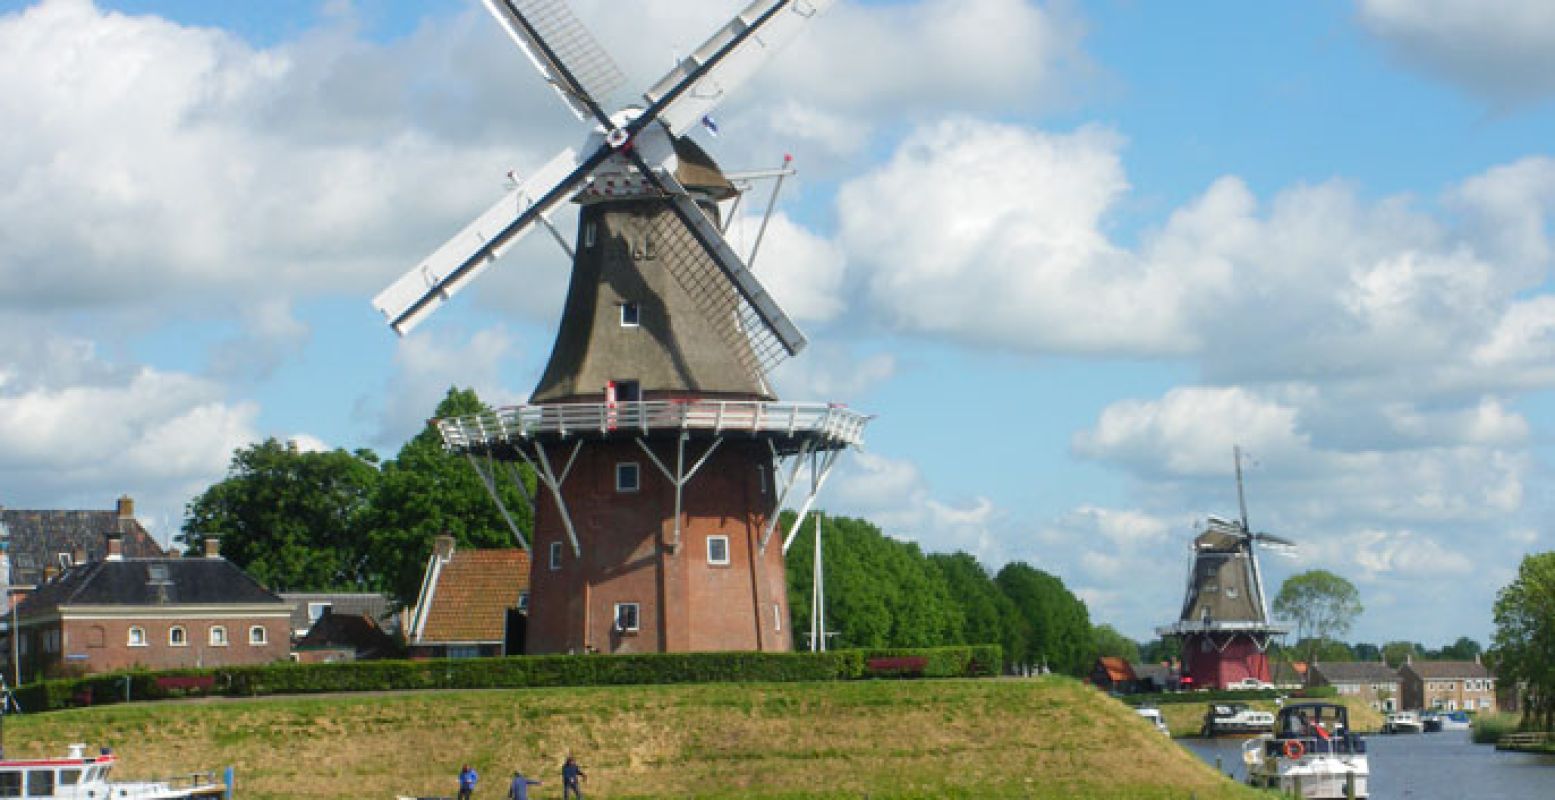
[372, 0, 869, 654]
[1157, 446, 1293, 689]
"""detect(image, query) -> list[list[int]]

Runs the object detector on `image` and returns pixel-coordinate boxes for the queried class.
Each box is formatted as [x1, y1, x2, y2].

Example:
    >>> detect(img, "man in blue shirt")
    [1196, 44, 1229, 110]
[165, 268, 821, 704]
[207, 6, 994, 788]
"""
[507, 769, 541, 800]
[562, 756, 586, 799]
[457, 764, 477, 800]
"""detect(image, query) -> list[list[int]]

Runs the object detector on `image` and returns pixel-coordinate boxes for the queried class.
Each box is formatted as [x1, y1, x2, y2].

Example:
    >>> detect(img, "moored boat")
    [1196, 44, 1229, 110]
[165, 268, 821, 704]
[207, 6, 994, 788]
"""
[1135, 705, 1171, 736]
[1243, 702, 1368, 799]
[1420, 711, 1443, 732]
[1439, 710, 1472, 731]
[0, 743, 224, 798]
[1383, 711, 1424, 734]
[1202, 702, 1275, 736]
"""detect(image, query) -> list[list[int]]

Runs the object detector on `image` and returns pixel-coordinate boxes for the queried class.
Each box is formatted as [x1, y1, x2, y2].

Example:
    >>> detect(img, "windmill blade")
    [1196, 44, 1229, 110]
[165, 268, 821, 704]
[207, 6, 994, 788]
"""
[481, 0, 625, 128]
[642, 0, 838, 138]
[373, 147, 581, 335]
[1254, 531, 1297, 548]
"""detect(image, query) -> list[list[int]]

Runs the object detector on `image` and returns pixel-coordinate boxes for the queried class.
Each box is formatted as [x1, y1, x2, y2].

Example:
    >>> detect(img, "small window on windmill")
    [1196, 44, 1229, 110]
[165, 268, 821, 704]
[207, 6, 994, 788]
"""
[583, 220, 596, 248]
[1225, 586, 1239, 599]
[616, 462, 641, 492]
[549, 541, 563, 571]
[518, 591, 530, 613]
[614, 602, 640, 633]
[706, 535, 730, 566]
[620, 301, 640, 327]
[615, 380, 641, 402]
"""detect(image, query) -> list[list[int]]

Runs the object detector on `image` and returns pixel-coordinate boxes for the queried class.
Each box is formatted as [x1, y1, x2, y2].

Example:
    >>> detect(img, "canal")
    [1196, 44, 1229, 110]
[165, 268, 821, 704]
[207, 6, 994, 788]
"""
[1183, 730, 1555, 799]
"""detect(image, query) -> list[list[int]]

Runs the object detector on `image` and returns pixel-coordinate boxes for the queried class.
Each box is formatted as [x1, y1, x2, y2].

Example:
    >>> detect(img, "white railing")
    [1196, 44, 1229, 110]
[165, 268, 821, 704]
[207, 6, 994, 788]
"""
[1156, 620, 1289, 636]
[437, 400, 871, 451]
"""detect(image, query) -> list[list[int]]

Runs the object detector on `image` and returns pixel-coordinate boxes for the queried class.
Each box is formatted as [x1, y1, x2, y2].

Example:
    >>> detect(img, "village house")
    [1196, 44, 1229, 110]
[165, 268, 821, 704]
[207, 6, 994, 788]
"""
[1089, 656, 1138, 693]
[1400, 657, 1498, 713]
[1, 496, 166, 596]
[406, 536, 529, 658]
[11, 533, 292, 679]
[1307, 661, 1402, 712]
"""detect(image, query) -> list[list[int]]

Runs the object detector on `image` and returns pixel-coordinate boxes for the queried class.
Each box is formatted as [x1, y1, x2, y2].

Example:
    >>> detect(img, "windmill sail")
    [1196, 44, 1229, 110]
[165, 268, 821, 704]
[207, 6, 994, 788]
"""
[481, 0, 625, 123]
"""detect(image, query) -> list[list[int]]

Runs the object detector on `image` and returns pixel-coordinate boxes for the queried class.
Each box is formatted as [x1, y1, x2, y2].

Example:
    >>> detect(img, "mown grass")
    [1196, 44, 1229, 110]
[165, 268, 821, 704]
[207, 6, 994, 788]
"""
[2, 676, 1269, 799]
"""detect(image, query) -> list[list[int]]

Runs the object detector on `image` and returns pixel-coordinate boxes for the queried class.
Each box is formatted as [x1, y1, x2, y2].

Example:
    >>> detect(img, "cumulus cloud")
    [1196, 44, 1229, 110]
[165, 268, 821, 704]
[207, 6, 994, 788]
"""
[1356, 0, 1555, 105]
[371, 324, 525, 447]
[826, 451, 1005, 563]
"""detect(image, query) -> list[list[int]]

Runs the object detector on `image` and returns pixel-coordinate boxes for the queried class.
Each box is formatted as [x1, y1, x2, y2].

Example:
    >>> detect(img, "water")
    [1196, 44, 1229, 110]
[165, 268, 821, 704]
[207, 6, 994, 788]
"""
[1183, 731, 1555, 799]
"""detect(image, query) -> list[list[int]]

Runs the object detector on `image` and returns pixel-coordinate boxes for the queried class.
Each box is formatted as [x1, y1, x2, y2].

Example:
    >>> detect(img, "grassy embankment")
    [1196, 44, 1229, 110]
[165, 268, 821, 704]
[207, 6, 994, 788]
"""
[3, 676, 1269, 799]
[1156, 696, 1385, 738]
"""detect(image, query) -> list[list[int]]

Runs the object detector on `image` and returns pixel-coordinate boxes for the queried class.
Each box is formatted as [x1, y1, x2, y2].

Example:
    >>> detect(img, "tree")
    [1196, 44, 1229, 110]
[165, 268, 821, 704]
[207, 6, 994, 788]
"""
[1491, 551, 1555, 731]
[1272, 570, 1362, 665]
[1090, 624, 1141, 664]
[180, 439, 380, 592]
[929, 552, 1028, 669]
[1352, 642, 1381, 662]
[995, 562, 1091, 675]
[364, 387, 534, 606]
[1438, 636, 1483, 662]
[1381, 641, 1424, 668]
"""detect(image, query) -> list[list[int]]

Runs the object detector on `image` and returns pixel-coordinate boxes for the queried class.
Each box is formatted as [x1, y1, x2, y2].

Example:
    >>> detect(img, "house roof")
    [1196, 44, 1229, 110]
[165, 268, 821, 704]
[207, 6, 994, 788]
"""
[1132, 662, 1172, 682]
[280, 592, 396, 636]
[1, 501, 165, 586]
[413, 547, 529, 644]
[1403, 660, 1492, 680]
[1096, 656, 1136, 683]
[17, 557, 285, 616]
[1310, 661, 1400, 684]
[296, 610, 398, 658]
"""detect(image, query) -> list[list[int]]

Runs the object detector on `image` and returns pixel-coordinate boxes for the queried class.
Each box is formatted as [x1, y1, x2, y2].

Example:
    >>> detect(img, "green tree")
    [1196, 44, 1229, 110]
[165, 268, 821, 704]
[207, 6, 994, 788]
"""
[365, 387, 535, 606]
[929, 552, 1028, 669]
[1272, 569, 1363, 665]
[1491, 551, 1555, 731]
[180, 439, 380, 592]
[1352, 642, 1381, 662]
[1438, 636, 1483, 661]
[1090, 624, 1141, 664]
[1139, 637, 1183, 666]
[995, 562, 1091, 675]
[1381, 640, 1425, 668]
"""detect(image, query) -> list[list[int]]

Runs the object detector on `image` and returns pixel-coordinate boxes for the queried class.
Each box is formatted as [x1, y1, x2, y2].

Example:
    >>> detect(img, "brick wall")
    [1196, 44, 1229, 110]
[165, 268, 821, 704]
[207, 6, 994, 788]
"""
[21, 614, 290, 677]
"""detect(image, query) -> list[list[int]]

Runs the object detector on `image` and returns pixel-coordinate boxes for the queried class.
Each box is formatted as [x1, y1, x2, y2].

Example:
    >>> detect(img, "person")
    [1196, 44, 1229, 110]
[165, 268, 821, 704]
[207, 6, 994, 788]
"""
[561, 755, 586, 800]
[457, 764, 478, 800]
[506, 769, 541, 800]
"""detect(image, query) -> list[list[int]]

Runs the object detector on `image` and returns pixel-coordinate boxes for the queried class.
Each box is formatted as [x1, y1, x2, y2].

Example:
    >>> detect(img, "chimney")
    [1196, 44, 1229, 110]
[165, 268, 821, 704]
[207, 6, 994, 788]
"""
[43, 563, 58, 582]
[434, 535, 456, 560]
[105, 531, 124, 561]
[116, 495, 135, 520]
[203, 537, 221, 559]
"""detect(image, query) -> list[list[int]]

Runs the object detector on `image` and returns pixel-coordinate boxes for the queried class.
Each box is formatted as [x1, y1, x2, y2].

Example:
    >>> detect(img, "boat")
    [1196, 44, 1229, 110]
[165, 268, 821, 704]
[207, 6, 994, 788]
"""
[1135, 706, 1171, 736]
[1383, 710, 1424, 734]
[0, 743, 225, 798]
[1439, 710, 1472, 731]
[1420, 711, 1442, 733]
[1202, 702, 1276, 736]
[1242, 702, 1368, 799]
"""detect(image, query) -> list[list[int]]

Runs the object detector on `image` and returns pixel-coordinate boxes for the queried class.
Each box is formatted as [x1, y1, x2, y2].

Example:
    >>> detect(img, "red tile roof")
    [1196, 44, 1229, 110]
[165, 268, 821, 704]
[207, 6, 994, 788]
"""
[1097, 656, 1136, 683]
[418, 549, 529, 644]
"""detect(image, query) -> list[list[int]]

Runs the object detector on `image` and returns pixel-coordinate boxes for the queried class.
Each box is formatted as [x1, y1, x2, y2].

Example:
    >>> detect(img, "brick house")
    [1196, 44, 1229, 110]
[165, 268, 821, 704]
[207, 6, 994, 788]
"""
[1308, 661, 1402, 712]
[406, 536, 529, 659]
[1, 496, 166, 599]
[280, 592, 399, 643]
[12, 534, 292, 679]
[1400, 657, 1498, 713]
[1090, 656, 1138, 693]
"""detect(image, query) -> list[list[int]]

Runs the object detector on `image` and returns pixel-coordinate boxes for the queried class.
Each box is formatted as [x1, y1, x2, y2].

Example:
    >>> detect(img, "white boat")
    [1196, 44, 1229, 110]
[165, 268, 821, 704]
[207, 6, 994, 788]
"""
[1243, 702, 1368, 799]
[0, 744, 224, 798]
[1439, 710, 1472, 731]
[1202, 702, 1276, 736]
[1135, 706, 1171, 736]
[1383, 711, 1424, 734]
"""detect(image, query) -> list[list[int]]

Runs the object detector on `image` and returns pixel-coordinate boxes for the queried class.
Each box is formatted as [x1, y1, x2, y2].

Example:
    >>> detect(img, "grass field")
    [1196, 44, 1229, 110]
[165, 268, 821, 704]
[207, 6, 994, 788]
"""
[2, 676, 1270, 799]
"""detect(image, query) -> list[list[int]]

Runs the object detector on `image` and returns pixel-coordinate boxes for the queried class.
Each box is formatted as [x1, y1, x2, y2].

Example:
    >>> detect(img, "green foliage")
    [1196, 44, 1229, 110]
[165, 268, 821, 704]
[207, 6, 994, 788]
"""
[1438, 636, 1484, 661]
[1471, 712, 1522, 744]
[928, 552, 1028, 667]
[1090, 624, 1141, 664]
[996, 562, 1092, 675]
[179, 439, 381, 592]
[364, 387, 535, 605]
[1491, 551, 1555, 731]
[12, 647, 999, 712]
[1272, 569, 1363, 664]
[1139, 637, 1182, 665]
[1381, 640, 1425, 667]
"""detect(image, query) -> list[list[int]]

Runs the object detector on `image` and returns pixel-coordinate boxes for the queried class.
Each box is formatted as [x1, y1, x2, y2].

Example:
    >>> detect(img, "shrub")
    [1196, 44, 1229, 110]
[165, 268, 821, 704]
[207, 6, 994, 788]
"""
[1471, 712, 1522, 744]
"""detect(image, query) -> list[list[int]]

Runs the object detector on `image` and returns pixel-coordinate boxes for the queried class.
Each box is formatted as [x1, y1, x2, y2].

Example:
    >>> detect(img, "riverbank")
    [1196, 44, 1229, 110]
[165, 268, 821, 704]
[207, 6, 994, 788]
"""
[1155, 695, 1384, 737]
[3, 676, 1263, 799]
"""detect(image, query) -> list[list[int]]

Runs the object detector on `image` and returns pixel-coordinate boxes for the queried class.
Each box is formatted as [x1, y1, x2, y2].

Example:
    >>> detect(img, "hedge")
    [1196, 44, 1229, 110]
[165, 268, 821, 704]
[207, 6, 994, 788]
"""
[1122, 684, 1339, 707]
[13, 645, 1001, 713]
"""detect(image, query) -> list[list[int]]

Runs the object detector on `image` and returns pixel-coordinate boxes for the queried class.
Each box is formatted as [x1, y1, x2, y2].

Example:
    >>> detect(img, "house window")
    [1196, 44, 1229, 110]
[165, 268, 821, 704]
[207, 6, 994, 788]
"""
[210, 626, 228, 647]
[169, 626, 188, 647]
[518, 592, 530, 613]
[707, 535, 730, 566]
[620, 302, 640, 327]
[128, 627, 147, 647]
[448, 645, 480, 659]
[43, 630, 60, 654]
[307, 602, 332, 626]
[614, 602, 640, 633]
[249, 625, 268, 646]
[616, 462, 640, 492]
[549, 541, 563, 571]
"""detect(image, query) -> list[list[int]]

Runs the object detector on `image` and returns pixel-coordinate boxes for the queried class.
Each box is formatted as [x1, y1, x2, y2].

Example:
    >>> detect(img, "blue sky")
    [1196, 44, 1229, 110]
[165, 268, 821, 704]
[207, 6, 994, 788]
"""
[4, 0, 1555, 649]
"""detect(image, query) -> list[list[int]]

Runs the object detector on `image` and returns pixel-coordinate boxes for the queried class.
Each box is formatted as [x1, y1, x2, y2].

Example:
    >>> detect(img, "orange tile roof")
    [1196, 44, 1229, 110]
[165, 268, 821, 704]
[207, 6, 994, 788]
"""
[1098, 656, 1136, 682]
[419, 549, 530, 644]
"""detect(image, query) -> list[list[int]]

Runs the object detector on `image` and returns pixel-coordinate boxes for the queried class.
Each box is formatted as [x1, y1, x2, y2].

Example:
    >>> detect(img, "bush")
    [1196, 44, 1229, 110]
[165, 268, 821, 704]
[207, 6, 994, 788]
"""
[12, 646, 998, 713]
[1471, 712, 1522, 744]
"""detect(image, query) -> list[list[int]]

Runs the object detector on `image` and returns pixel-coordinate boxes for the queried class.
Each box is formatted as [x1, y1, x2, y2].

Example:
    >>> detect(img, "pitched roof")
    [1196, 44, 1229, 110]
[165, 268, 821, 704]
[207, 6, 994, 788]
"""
[1310, 661, 1400, 684]
[414, 548, 529, 644]
[296, 611, 399, 658]
[1132, 662, 1172, 682]
[1096, 656, 1136, 682]
[280, 592, 396, 636]
[1403, 659, 1492, 680]
[1, 501, 166, 586]
[17, 557, 285, 616]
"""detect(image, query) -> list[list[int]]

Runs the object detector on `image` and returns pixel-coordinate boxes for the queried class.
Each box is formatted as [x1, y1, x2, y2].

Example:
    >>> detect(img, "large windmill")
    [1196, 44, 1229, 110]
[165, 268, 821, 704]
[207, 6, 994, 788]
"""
[372, 0, 868, 654]
[1157, 447, 1293, 689]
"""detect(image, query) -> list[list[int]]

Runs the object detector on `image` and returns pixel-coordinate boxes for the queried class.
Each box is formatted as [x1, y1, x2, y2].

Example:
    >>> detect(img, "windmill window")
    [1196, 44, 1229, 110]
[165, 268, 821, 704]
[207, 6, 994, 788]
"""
[169, 626, 188, 647]
[616, 462, 641, 492]
[210, 626, 228, 647]
[707, 535, 730, 566]
[249, 625, 268, 646]
[1225, 586, 1239, 599]
[518, 591, 530, 613]
[614, 380, 641, 402]
[620, 302, 640, 327]
[583, 221, 596, 248]
[549, 541, 563, 571]
[128, 626, 147, 647]
[614, 602, 640, 633]
[773, 602, 782, 632]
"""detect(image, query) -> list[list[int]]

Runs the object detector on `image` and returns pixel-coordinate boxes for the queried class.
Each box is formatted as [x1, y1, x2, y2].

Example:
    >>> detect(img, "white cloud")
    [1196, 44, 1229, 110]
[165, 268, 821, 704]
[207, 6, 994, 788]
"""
[1356, 0, 1555, 105]
[825, 451, 1004, 563]
[372, 324, 524, 447]
[725, 210, 848, 324]
[770, 344, 896, 401]
[1304, 527, 1475, 580]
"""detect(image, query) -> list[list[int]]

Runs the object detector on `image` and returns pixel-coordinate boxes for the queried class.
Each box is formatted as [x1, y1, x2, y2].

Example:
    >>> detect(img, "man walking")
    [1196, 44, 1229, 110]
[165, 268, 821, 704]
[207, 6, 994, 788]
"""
[506, 769, 541, 800]
[561, 755, 586, 800]
[457, 764, 478, 800]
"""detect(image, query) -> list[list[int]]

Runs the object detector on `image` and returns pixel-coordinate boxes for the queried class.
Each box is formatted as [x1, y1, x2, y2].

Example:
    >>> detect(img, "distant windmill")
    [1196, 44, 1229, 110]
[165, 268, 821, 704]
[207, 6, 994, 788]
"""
[1157, 446, 1294, 689]
[372, 0, 869, 655]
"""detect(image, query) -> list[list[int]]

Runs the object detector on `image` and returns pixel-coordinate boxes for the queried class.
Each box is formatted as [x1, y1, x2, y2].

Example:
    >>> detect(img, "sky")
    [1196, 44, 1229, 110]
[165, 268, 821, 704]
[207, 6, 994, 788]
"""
[3, 0, 1555, 649]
